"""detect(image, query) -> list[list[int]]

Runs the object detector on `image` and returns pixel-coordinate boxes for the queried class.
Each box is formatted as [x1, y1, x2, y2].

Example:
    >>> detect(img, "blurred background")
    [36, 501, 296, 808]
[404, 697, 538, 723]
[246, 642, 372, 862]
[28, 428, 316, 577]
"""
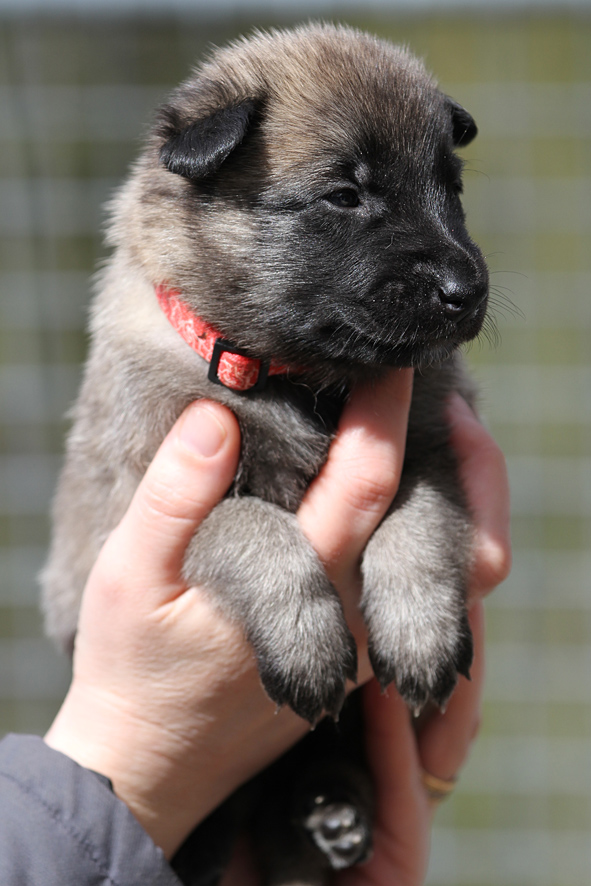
[1, 0, 590, 882]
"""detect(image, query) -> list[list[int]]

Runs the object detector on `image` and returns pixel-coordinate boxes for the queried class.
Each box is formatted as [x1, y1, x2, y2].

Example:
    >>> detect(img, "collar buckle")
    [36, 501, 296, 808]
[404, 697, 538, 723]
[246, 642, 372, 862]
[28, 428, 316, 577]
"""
[208, 338, 270, 392]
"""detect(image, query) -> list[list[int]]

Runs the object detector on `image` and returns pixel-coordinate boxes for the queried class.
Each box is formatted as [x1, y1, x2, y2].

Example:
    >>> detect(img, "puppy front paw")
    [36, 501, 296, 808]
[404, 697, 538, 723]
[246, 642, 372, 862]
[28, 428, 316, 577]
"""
[361, 533, 473, 710]
[185, 498, 358, 724]
[360, 478, 474, 711]
[252, 587, 358, 723]
[366, 603, 473, 711]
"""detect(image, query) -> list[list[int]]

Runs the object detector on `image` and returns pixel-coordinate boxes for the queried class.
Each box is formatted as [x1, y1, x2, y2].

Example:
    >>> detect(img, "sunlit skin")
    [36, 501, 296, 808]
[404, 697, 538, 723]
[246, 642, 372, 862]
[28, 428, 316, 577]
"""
[46, 370, 510, 884]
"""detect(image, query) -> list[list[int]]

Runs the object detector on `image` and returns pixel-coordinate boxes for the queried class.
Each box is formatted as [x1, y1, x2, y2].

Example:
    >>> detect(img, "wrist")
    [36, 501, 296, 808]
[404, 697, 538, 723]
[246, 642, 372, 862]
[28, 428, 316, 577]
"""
[45, 673, 309, 859]
[45, 680, 197, 857]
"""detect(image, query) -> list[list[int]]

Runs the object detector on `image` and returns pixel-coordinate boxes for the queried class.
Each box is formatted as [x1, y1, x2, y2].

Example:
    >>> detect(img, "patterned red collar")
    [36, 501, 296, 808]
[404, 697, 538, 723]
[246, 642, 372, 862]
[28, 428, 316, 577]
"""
[155, 284, 291, 392]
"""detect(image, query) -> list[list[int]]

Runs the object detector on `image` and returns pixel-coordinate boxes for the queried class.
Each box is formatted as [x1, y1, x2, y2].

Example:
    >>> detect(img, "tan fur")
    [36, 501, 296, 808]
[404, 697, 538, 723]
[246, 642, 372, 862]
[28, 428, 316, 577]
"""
[42, 24, 488, 883]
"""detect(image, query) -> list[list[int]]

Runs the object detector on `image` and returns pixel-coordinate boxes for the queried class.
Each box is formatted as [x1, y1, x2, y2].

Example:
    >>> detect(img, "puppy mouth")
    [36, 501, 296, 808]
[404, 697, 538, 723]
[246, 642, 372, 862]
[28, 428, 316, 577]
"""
[348, 333, 456, 369]
[327, 302, 486, 368]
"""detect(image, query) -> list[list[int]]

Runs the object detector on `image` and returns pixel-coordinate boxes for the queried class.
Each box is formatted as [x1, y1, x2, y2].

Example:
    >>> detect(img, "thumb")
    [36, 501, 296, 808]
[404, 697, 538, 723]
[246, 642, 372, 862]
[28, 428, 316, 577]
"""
[105, 400, 241, 602]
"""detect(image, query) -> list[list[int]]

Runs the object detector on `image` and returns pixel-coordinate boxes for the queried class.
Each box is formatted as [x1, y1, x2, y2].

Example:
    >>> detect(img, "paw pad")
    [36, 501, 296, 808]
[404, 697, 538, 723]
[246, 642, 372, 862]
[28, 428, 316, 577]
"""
[302, 799, 371, 869]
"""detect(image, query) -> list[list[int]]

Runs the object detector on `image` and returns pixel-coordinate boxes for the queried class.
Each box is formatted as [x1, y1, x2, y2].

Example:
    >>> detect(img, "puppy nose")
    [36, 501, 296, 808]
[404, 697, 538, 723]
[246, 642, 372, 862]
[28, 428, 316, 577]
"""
[436, 279, 484, 322]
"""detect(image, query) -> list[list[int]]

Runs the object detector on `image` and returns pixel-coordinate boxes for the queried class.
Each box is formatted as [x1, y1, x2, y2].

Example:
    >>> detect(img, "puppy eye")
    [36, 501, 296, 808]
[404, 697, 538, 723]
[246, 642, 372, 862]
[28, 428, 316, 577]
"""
[325, 188, 360, 208]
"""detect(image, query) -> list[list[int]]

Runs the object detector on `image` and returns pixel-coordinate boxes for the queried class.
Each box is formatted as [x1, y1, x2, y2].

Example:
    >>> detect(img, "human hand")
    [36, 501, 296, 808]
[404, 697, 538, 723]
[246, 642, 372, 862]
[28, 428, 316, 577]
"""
[221, 391, 511, 886]
[45, 369, 415, 858]
[342, 394, 510, 886]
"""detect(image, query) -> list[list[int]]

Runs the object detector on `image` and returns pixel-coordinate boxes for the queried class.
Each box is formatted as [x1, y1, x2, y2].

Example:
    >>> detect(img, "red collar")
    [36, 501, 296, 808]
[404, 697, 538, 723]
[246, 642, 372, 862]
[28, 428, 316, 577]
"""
[155, 284, 291, 392]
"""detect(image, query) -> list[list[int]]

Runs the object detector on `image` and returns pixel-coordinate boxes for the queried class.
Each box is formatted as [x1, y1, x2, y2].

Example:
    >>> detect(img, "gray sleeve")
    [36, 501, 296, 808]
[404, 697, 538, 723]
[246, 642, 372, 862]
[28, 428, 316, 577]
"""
[0, 734, 183, 886]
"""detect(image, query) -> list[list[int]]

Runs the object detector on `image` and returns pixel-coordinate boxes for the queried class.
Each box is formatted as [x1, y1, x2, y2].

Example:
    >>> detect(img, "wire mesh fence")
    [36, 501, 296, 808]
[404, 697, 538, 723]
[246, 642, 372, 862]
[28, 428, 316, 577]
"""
[1, 9, 590, 884]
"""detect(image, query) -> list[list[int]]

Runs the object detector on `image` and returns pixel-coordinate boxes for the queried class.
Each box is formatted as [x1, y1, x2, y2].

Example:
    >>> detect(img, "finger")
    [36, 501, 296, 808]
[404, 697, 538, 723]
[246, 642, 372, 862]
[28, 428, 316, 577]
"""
[447, 394, 511, 598]
[348, 680, 429, 886]
[297, 369, 413, 583]
[417, 601, 485, 783]
[106, 400, 241, 601]
[363, 679, 423, 809]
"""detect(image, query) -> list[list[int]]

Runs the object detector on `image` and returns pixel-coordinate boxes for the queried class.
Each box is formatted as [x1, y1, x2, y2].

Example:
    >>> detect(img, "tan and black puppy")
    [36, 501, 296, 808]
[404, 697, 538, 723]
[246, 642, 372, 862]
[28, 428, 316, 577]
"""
[41, 23, 488, 884]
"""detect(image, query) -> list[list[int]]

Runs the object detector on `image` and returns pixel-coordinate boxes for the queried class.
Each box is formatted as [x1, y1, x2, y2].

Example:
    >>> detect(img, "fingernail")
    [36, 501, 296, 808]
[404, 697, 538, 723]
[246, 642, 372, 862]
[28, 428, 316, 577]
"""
[178, 403, 227, 457]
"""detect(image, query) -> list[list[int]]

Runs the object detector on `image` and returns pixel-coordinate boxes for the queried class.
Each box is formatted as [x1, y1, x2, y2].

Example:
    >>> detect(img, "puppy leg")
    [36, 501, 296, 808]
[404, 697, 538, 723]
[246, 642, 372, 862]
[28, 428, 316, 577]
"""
[183, 497, 357, 723]
[361, 468, 473, 712]
[254, 711, 373, 885]
[294, 759, 372, 873]
[41, 457, 141, 653]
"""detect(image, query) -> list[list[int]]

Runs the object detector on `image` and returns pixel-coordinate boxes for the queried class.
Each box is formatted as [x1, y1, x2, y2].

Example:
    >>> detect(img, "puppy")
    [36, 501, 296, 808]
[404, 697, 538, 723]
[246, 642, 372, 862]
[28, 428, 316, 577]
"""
[41, 23, 488, 885]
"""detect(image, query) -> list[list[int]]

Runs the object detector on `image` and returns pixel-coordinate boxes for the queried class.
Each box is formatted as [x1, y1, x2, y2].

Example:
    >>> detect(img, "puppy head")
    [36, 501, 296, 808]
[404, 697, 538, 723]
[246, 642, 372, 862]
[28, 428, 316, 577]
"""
[117, 24, 488, 379]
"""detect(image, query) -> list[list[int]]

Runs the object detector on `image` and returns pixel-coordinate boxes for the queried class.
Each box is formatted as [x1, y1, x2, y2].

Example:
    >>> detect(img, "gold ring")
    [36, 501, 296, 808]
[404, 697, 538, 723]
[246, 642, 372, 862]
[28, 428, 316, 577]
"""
[421, 770, 457, 802]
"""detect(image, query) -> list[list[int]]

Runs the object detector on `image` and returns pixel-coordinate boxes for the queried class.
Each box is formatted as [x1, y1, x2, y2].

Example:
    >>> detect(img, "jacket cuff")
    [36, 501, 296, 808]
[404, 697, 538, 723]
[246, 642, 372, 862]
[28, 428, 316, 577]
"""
[0, 733, 182, 885]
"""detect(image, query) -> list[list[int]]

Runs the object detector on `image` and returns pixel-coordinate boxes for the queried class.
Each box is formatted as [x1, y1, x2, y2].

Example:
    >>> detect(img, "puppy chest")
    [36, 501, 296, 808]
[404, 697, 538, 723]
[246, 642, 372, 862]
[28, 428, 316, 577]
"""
[231, 393, 337, 511]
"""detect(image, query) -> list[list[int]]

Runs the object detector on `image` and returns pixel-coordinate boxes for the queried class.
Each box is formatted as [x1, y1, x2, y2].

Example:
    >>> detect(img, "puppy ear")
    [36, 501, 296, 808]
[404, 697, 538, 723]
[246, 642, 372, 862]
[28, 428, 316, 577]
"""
[446, 97, 478, 147]
[159, 99, 256, 179]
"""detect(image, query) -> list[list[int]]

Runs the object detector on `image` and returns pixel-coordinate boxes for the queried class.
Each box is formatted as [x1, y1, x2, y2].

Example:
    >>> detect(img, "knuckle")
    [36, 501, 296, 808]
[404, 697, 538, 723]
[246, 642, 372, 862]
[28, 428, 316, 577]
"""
[485, 436, 509, 479]
[140, 471, 199, 525]
[485, 538, 513, 587]
[471, 711, 483, 744]
[473, 533, 513, 594]
[88, 534, 129, 604]
[342, 457, 400, 516]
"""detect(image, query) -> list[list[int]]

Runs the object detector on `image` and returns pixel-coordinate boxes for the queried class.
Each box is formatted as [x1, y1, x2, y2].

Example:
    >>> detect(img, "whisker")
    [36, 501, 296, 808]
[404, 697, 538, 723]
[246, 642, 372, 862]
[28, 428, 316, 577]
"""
[488, 286, 524, 322]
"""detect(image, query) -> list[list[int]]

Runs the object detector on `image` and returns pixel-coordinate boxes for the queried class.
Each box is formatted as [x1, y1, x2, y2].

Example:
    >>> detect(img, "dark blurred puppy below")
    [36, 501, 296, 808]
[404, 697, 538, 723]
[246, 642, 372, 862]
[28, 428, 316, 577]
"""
[41, 23, 489, 886]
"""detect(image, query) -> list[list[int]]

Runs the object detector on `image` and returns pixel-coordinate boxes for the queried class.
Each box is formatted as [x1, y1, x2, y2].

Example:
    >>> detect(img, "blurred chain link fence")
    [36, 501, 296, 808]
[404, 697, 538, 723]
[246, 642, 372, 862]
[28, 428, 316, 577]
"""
[1, 9, 590, 885]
